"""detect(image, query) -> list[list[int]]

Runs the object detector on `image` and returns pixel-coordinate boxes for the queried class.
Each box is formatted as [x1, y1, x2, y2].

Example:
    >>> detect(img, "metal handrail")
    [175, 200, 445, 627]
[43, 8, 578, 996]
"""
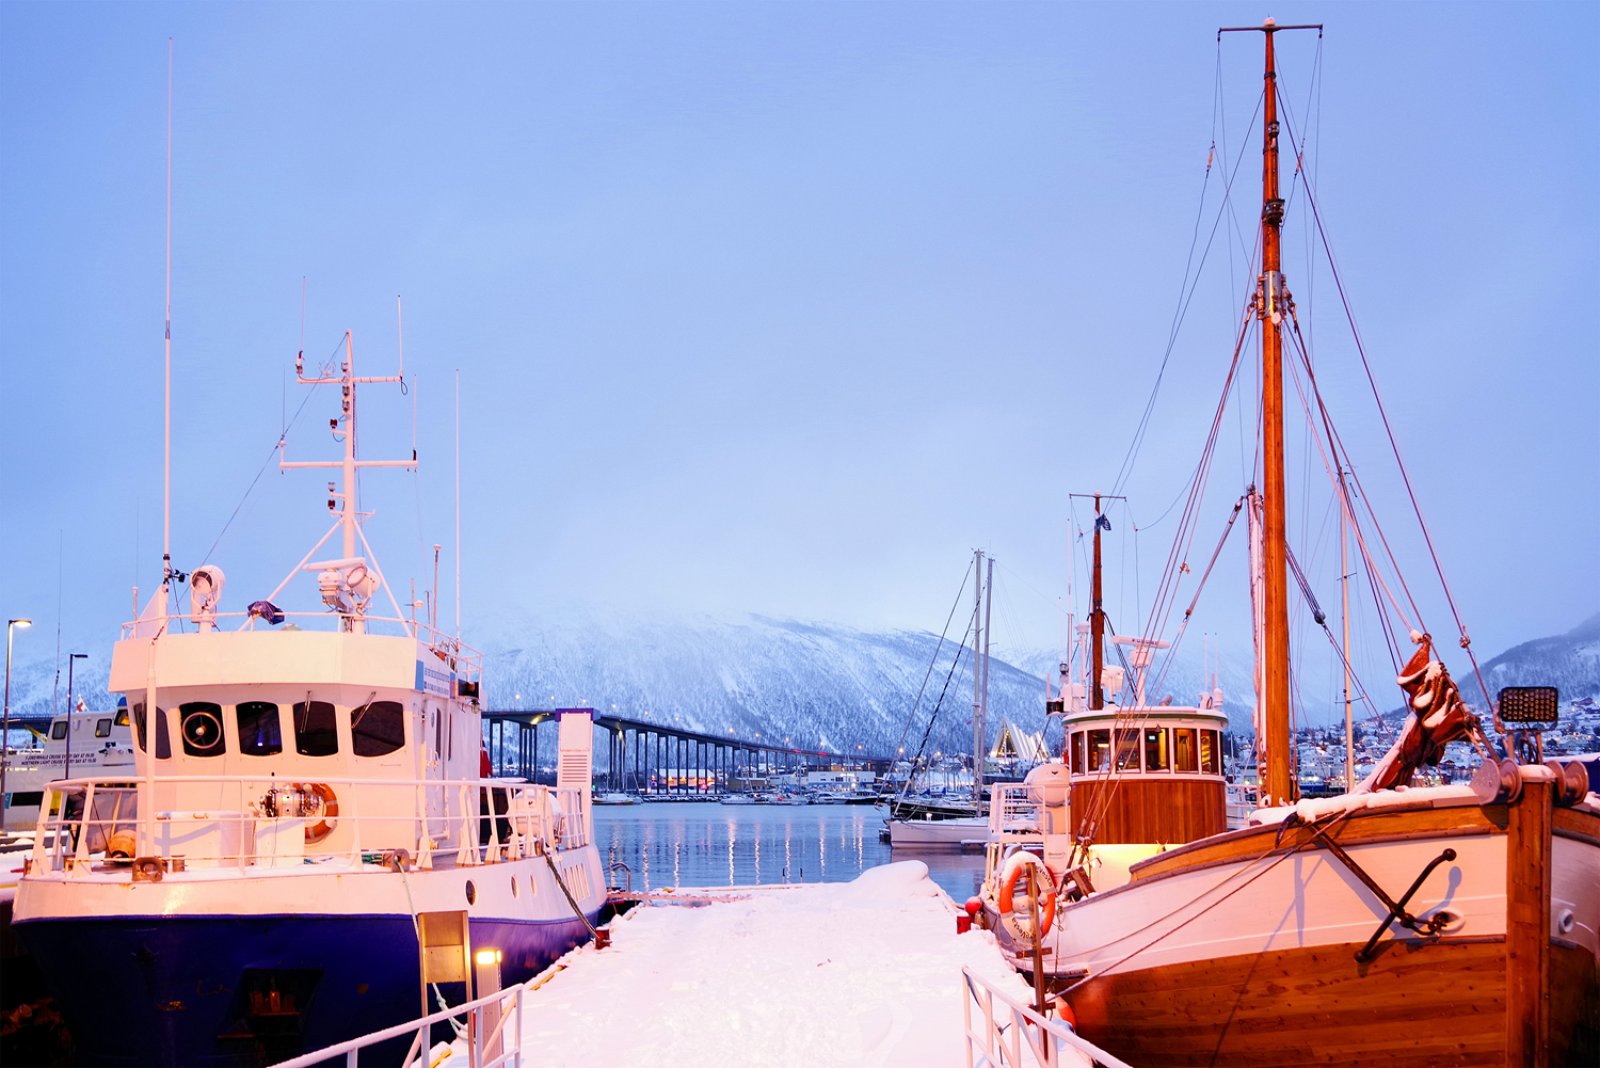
[961, 966, 1132, 1068]
[26, 774, 587, 874]
[115, 613, 485, 679]
[269, 981, 529, 1068]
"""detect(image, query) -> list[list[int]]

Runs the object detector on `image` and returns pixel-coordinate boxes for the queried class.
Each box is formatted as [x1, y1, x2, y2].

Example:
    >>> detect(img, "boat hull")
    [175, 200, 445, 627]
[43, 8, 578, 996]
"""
[987, 785, 1600, 1066]
[1068, 935, 1596, 1066]
[16, 909, 598, 1066]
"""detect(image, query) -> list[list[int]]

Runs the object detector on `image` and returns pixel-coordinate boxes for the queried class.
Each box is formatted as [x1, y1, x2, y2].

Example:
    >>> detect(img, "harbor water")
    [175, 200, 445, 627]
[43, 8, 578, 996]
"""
[594, 800, 987, 902]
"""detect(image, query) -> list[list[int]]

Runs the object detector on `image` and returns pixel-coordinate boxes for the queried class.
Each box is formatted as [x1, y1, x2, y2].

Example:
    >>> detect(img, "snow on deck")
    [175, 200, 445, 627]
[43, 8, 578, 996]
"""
[452, 860, 1034, 1067]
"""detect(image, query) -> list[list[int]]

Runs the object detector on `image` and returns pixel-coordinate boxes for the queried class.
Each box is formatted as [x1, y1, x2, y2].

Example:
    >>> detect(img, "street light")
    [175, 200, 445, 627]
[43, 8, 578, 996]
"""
[65, 653, 88, 778]
[3, 618, 35, 813]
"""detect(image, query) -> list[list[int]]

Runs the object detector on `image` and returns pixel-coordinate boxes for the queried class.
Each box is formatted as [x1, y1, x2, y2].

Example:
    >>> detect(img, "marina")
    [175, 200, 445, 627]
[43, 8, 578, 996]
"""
[1, 7, 1596, 1068]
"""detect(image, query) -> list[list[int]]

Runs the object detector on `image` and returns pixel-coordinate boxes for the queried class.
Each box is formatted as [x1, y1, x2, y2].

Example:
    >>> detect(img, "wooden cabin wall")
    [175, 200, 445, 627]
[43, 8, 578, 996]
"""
[1070, 779, 1226, 844]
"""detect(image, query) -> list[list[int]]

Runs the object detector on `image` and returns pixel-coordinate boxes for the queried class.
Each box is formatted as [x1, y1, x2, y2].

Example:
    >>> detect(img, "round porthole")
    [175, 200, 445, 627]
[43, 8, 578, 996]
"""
[465, 880, 476, 905]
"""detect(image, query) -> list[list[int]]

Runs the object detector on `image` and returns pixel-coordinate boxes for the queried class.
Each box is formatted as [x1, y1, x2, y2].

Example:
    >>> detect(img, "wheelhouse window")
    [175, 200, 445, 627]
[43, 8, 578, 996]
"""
[51, 720, 67, 740]
[1070, 731, 1085, 774]
[95, 718, 113, 738]
[115, 708, 129, 726]
[1114, 729, 1139, 771]
[1173, 728, 1199, 772]
[294, 700, 339, 757]
[1143, 728, 1170, 772]
[352, 700, 405, 758]
[236, 702, 283, 757]
[1200, 729, 1221, 774]
[1086, 729, 1110, 772]
[179, 702, 226, 757]
[132, 703, 171, 759]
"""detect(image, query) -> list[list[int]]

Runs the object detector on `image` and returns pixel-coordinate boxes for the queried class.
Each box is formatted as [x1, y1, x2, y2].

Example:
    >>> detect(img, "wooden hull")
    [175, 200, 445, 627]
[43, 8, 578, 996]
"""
[1069, 936, 1596, 1066]
[1003, 780, 1599, 1065]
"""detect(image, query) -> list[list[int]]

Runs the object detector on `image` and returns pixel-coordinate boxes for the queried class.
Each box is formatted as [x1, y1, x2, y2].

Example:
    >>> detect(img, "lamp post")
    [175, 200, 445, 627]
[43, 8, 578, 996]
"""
[65, 653, 88, 780]
[3, 618, 35, 814]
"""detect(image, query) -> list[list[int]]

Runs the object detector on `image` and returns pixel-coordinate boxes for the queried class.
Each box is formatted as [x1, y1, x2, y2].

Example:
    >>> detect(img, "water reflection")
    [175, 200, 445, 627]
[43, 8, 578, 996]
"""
[594, 801, 985, 902]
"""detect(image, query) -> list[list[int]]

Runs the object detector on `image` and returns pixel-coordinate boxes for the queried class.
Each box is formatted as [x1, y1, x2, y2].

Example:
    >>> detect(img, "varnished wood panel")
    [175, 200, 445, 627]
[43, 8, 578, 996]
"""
[1064, 938, 1597, 1067]
[1069, 779, 1226, 845]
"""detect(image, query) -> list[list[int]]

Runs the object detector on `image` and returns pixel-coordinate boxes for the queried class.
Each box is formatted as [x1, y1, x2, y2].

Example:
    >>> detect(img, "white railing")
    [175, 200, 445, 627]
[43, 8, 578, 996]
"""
[1225, 781, 1259, 829]
[26, 775, 587, 875]
[961, 966, 1132, 1068]
[270, 980, 529, 1068]
[117, 612, 484, 681]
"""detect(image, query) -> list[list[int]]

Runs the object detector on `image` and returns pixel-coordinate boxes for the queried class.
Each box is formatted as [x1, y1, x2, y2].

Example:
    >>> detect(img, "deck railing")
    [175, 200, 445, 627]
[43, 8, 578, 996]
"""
[26, 775, 588, 875]
[961, 966, 1132, 1068]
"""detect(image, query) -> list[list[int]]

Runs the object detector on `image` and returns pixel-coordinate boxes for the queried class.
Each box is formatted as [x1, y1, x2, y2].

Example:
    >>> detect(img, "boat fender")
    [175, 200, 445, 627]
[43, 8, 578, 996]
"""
[1052, 996, 1076, 1030]
[996, 851, 1056, 944]
[296, 782, 339, 843]
[106, 829, 137, 861]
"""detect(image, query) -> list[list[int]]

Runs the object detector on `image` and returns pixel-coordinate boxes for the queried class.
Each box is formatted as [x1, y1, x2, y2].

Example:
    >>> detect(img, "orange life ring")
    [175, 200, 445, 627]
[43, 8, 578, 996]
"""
[997, 853, 1056, 942]
[296, 782, 339, 843]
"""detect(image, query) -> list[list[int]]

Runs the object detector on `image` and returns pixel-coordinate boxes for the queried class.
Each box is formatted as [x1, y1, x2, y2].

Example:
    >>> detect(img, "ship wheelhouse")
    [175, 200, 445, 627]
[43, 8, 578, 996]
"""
[1063, 702, 1229, 845]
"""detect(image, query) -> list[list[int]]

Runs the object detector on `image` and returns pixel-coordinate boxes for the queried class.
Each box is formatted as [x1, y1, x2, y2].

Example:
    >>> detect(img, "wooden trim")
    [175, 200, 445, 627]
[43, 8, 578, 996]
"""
[1553, 805, 1600, 849]
[1126, 802, 1506, 884]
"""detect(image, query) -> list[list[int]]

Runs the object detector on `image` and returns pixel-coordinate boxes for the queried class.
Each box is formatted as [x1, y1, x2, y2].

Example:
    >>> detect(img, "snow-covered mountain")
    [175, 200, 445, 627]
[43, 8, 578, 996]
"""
[5, 610, 1595, 754]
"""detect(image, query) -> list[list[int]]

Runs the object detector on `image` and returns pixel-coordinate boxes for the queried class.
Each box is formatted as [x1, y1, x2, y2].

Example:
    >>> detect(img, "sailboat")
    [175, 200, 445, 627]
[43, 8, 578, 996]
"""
[12, 333, 607, 1065]
[976, 21, 1599, 1066]
[886, 548, 997, 847]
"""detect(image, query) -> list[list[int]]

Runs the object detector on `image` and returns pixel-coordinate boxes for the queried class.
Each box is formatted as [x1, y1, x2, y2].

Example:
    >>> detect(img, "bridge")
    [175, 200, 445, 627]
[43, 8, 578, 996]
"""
[482, 708, 895, 794]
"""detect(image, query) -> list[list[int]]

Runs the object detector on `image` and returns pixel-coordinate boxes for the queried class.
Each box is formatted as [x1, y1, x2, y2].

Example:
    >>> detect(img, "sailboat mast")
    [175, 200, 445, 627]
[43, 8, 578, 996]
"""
[1257, 21, 1295, 807]
[972, 548, 985, 808]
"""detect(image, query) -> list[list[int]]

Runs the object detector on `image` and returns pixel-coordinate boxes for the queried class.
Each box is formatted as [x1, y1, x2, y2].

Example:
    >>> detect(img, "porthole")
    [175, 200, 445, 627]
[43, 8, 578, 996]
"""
[465, 880, 476, 905]
[510, 876, 519, 899]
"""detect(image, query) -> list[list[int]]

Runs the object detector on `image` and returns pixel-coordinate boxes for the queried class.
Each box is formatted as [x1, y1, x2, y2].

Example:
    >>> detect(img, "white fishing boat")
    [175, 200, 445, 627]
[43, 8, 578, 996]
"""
[12, 333, 606, 1066]
[2, 707, 136, 831]
[974, 20, 1599, 1066]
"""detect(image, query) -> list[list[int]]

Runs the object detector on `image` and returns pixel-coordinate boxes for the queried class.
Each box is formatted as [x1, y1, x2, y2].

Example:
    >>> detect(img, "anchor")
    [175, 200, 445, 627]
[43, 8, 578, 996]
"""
[1279, 813, 1458, 963]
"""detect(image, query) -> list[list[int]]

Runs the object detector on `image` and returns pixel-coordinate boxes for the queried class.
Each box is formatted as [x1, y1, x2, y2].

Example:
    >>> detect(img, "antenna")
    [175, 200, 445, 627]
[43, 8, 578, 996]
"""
[161, 37, 174, 617]
[454, 369, 461, 639]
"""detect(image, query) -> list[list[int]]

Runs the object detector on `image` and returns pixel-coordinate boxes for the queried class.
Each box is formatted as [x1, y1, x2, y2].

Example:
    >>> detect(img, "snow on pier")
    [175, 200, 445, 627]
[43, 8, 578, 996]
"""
[448, 860, 1034, 1067]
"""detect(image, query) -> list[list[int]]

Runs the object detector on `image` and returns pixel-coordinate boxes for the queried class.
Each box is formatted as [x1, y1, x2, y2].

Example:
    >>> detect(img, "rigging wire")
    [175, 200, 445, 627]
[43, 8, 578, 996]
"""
[194, 336, 344, 570]
[1276, 98, 1490, 706]
[887, 557, 974, 783]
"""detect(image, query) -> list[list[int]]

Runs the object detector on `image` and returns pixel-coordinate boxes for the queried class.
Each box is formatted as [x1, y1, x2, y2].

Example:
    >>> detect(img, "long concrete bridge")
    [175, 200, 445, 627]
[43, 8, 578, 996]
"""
[482, 708, 895, 794]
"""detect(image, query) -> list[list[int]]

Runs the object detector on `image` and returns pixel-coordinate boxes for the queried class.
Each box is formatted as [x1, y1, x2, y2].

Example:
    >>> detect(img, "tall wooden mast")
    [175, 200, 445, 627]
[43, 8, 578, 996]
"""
[1090, 497, 1105, 711]
[1222, 17, 1319, 805]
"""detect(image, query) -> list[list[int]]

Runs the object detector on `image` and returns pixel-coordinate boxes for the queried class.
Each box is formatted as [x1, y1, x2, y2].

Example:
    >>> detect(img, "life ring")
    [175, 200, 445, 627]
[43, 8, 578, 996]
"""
[997, 851, 1056, 944]
[296, 782, 339, 843]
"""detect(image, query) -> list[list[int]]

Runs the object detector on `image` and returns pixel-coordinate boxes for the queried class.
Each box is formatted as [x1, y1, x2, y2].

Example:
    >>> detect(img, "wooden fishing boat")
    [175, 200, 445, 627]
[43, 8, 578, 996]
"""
[978, 20, 1600, 1066]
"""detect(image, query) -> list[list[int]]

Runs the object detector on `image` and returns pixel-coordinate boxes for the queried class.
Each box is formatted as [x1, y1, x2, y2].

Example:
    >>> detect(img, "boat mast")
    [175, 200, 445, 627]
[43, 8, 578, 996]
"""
[1221, 17, 1320, 805]
[972, 548, 985, 809]
[1069, 491, 1122, 712]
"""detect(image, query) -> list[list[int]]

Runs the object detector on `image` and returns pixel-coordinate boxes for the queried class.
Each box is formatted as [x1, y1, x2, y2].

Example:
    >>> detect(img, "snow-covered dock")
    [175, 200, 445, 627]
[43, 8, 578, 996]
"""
[451, 860, 1036, 1067]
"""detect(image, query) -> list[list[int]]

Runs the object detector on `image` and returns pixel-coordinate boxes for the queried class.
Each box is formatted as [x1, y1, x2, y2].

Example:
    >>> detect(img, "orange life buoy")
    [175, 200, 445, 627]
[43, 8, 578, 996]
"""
[997, 852, 1056, 943]
[296, 782, 339, 843]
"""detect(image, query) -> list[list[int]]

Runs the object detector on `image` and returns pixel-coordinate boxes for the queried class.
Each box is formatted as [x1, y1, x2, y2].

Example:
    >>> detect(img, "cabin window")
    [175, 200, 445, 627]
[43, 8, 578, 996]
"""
[352, 700, 405, 758]
[95, 718, 113, 738]
[179, 702, 227, 757]
[294, 700, 339, 757]
[132, 703, 171, 759]
[1173, 728, 1199, 772]
[115, 708, 129, 726]
[1114, 729, 1139, 771]
[1143, 728, 1170, 772]
[51, 721, 68, 740]
[1200, 730, 1221, 774]
[1086, 729, 1110, 772]
[236, 702, 283, 757]
[1070, 731, 1085, 774]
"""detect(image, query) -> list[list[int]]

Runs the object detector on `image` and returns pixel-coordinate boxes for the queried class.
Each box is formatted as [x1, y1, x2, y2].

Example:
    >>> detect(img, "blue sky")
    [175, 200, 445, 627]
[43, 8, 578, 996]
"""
[1, 2, 1596, 710]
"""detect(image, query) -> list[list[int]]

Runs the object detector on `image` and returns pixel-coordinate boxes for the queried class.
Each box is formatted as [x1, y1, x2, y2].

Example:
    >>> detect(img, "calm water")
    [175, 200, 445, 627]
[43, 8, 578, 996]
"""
[592, 800, 986, 902]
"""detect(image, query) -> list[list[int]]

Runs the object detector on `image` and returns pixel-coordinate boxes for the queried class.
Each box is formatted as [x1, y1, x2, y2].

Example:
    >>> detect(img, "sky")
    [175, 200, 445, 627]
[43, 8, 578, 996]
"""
[1, 2, 1596, 712]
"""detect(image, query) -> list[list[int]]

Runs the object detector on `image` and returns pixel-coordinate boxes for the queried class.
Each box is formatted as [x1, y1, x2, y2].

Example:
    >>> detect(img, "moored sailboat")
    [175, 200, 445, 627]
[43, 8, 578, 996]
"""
[977, 20, 1599, 1066]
